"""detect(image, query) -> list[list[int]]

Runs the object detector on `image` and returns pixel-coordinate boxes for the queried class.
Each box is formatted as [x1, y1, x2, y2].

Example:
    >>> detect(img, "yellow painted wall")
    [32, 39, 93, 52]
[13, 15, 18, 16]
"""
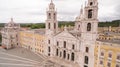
[95, 41, 120, 67]
[19, 31, 45, 54]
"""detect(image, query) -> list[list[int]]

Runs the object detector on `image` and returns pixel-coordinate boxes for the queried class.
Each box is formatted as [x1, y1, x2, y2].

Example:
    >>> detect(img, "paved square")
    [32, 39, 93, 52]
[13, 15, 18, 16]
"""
[0, 47, 46, 67]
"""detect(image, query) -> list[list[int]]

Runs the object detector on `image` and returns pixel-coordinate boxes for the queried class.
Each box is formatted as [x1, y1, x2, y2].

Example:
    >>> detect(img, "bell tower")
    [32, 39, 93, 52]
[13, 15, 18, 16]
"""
[45, 0, 58, 57]
[74, 0, 99, 67]
[84, 0, 98, 20]
[46, 0, 58, 35]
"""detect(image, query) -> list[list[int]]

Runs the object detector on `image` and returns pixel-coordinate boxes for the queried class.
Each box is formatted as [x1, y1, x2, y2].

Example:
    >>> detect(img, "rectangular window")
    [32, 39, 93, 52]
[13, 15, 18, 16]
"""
[72, 45, 75, 50]
[84, 65, 88, 67]
[48, 40, 50, 44]
[48, 46, 50, 52]
[64, 41, 66, 48]
[57, 41, 59, 46]
[86, 47, 89, 53]
[100, 60, 103, 65]
[101, 52, 104, 56]
[107, 62, 111, 67]
[117, 55, 120, 60]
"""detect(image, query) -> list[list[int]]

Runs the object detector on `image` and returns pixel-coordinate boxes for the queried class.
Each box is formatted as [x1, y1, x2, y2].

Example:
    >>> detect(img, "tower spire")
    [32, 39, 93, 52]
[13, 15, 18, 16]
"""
[80, 5, 83, 14]
[51, 0, 53, 3]
[10, 18, 14, 23]
[11, 18, 13, 21]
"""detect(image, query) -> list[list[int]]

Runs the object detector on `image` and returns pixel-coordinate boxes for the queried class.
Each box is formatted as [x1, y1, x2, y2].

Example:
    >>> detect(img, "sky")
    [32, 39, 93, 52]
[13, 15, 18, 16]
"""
[0, 0, 120, 23]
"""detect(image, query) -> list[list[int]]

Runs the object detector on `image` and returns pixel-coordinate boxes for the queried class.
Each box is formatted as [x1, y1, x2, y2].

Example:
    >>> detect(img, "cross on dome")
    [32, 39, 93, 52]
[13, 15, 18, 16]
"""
[11, 18, 13, 22]
[51, 0, 53, 3]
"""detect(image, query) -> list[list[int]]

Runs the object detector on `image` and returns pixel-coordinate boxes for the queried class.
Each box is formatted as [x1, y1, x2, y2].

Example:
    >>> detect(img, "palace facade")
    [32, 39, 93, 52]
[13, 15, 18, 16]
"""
[1, 0, 120, 67]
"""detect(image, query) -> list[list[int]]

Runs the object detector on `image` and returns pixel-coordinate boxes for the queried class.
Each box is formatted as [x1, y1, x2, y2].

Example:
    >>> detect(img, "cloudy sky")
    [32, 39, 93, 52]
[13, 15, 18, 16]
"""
[0, 0, 120, 23]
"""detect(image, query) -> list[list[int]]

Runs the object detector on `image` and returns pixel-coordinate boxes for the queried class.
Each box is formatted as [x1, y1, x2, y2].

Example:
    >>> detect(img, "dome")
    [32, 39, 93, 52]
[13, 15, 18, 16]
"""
[5, 18, 20, 28]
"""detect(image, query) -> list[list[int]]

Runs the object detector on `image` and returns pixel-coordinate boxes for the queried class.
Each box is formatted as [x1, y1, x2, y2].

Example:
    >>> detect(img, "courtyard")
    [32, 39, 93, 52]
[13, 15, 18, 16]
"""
[0, 47, 47, 67]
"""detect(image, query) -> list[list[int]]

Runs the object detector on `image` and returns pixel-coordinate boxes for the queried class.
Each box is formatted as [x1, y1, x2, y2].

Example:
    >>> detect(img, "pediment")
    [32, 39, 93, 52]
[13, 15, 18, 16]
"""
[55, 31, 77, 39]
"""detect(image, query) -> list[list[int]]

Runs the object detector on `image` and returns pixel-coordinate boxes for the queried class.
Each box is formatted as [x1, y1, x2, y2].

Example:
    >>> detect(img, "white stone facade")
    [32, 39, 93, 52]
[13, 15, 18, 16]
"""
[1, 18, 20, 49]
[45, 0, 99, 67]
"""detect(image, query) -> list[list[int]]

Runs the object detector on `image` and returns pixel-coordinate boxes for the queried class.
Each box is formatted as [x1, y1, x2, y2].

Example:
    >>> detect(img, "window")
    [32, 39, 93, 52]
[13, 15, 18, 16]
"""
[48, 40, 50, 44]
[48, 13, 51, 19]
[54, 23, 56, 29]
[48, 53, 50, 56]
[108, 53, 112, 58]
[117, 55, 120, 60]
[71, 52, 75, 61]
[67, 54, 70, 60]
[100, 60, 103, 65]
[60, 51, 62, 57]
[78, 25, 80, 30]
[48, 46, 50, 52]
[86, 47, 89, 53]
[116, 64, 120, 67]
[107, 62, 111, 67]
[56, 49, 59, 56]
[84, 65, 88, 67]
[72, 45, 75, 50]
[57, 41, 59, 46]
[48, 23, 50, 29]
[64, 41, 66, 48]
[90, 2, 93, 6]
[87, 23, 91, 31]
[84, 56, 89, 64]
[88, 9, 93, 18]
[63, 50, 66, 59]
[101, 52, 104, 56]
[54, 13, 56, 20]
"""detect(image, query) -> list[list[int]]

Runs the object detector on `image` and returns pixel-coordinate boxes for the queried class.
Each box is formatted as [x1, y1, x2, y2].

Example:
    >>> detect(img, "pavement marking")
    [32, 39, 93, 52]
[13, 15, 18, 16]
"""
[0, 57, 39, 65]
[0, 63, 34, 66]
[0, 51, 42, 64]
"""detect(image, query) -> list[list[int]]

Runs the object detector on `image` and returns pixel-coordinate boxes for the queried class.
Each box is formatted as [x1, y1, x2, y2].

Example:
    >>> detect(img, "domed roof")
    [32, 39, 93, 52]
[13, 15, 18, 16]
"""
[5, 18, 20, 28]
[49, 0, 55, 10]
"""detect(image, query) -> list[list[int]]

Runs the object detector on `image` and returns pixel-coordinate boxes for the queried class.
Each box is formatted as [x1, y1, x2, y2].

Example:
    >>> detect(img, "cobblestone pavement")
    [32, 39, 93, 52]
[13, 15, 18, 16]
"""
[0, 47, 46, 67]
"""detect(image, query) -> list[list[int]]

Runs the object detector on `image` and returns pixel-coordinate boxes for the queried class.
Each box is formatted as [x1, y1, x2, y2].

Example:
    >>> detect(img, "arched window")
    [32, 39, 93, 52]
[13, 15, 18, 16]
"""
[117, 54, 120, 60]
[57, 41, 59, 46]
[87, 23, 91, 31]
[108, 52, 112, 58]
[48, 40, 50, 44]
[56, 49, 59, 56]
[63, 50, 66, 59]
[100, 60, 103, 65]
[48, 13, 51, 19]
[107, 62, 111, 67]
[48, 46, 51, 52]
[64, 41, 66, 48]
[48, 23, 50, 29]
[60, 51, 62, 57]
[78, 25, 80, 30]
[116, 64, 120, 67]
[85, 47, 89, 53]
[101, 52, 104, 56]
[88, 9, 92, 18]
[67, 54, 70, 60]
[54, 23, 56, 29]
[54, 13, 56, 20]
[72, 45, 75, 50]
[84, 56, 89, 64]
[90, 2, 93, 6]
[71, 52, 75, 61]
